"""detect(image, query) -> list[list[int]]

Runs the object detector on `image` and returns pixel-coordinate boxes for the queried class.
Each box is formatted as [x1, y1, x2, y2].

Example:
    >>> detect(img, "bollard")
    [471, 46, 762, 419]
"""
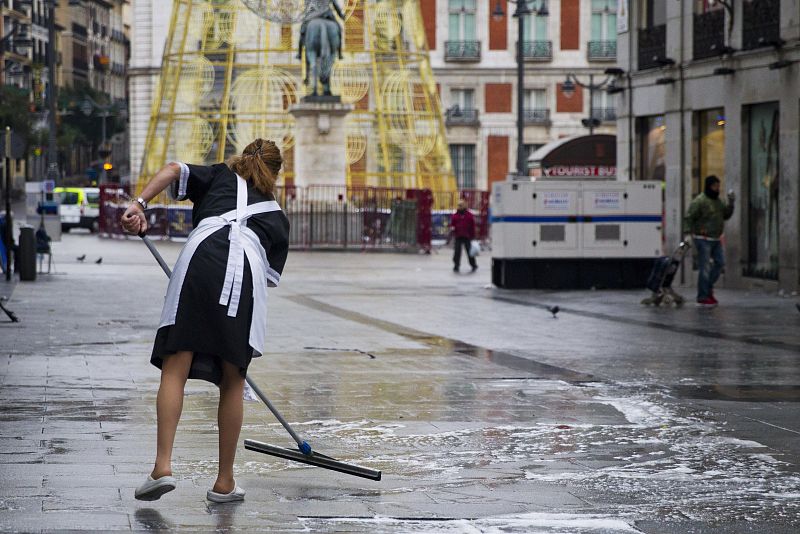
[18, 226, 36, 281]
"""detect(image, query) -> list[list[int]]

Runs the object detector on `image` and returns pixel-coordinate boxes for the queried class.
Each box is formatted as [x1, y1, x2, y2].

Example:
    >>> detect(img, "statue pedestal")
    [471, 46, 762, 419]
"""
[289, 101, 353, 188]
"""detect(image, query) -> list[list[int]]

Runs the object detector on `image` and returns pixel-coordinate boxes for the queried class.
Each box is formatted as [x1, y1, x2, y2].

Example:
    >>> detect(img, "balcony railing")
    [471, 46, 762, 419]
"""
[587, 40, 617, 60]
[445, 108, 480, 126]
[693, 10, 725, 59]
[444, 40, 481, 61]
[591, 107, 616, 122]
[520, 40, 553, 60]
[73, 58, 89, 72]
[523, 108, 551, 125]
[638, 24, 667, 70]
[71, 23, 87, 38]
[743, 0, 781, 50]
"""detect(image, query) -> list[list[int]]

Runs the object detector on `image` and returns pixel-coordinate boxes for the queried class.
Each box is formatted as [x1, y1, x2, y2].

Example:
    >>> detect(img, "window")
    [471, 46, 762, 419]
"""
[449, 144, 476, 189]
[691, 109, 725, 197]
[523, 143, 544, 163]
[524, 89, 546, 110]
[591, 0, 617, 41]
[742, 0, 781, 51]
[523, 1, 549, 41]
[637, 115, 666, 181]
[59, 192, 80, 205]
[744, 102, 779, 279]
[591, 90, 615, 120]
[85, 191, 100, 205]
[695, 0, 724, 13]
[448, 0, 476, 41]
[640, 0, 667, 28]
[451, 88, 474, 110]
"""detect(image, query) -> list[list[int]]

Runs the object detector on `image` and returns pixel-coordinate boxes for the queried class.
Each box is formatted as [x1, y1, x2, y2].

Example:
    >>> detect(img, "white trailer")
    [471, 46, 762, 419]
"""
[491, 180, 663, 289]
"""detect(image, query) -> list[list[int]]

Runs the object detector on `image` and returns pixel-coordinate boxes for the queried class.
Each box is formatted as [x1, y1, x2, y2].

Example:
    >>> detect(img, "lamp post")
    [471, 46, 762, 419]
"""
[492, 0, 549, 178]
[45, 0, 60, 185]
[81, 96, 121, 183]
[560, 73, 615, 135]
[41, 0, 84, 185]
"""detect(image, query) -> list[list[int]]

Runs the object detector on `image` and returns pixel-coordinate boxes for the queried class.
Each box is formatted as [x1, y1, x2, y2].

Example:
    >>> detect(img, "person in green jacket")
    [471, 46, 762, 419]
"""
[685, 175, 735, 307]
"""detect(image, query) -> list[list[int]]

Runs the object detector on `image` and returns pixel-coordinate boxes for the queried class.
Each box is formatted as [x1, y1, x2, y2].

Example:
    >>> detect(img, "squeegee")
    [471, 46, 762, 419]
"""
[139, 233, 381, 482]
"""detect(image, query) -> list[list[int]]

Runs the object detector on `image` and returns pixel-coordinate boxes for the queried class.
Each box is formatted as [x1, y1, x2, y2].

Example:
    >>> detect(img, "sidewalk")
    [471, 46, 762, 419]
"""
[0, 233, 798, 532]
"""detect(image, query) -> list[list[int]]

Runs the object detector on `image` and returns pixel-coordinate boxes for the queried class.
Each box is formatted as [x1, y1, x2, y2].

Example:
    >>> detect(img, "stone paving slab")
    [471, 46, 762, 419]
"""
[0, 234, 799, 532]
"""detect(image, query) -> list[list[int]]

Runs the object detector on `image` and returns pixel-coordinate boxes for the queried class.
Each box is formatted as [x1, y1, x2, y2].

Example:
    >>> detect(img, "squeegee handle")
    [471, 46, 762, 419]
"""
[139, 232, 172, 278]
[245, 376, 311, 454]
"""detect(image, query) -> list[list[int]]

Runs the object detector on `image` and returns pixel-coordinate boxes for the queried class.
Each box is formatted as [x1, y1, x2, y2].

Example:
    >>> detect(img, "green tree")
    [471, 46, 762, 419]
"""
[0, 85, 33, 148]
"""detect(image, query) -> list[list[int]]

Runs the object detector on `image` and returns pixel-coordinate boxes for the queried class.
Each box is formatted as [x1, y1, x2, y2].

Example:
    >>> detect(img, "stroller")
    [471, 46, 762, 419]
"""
[641, 241, 692, 307]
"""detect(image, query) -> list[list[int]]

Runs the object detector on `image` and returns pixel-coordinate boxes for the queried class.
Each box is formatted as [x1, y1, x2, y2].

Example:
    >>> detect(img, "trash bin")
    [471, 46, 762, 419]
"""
[18, 226, 36, 281]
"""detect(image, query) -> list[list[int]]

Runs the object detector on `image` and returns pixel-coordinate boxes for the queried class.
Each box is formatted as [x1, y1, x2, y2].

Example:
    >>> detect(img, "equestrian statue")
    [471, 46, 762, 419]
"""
[297, 0, 345, 98]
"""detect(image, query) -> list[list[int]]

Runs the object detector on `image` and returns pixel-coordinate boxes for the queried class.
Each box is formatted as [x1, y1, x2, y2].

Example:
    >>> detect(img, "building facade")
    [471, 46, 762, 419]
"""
[616, 0, 799, 292]
[2, 0, 33, 89]
[127, 0, 170, 185]
[422, 0, 618, 190]
[55, 0, 128, 100]
[54, 0, 130, 180]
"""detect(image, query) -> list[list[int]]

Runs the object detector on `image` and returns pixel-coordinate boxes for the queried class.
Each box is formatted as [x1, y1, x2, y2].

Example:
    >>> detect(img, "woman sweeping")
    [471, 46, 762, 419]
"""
[121, 139, 290, 503]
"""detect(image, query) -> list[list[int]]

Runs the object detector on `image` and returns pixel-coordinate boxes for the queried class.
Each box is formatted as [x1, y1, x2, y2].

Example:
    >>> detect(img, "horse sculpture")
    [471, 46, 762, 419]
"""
[303, 17, 341, 97]
[297, 0, 344, 98]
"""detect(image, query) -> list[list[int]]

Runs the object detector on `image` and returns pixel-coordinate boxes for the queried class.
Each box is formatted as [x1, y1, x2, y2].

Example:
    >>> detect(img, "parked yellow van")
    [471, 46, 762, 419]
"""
[53, 187, 101, 232]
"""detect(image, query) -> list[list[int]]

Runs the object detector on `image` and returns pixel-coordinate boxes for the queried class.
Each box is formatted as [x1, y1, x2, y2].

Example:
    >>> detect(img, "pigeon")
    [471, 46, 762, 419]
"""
[77, 254, 86, 262]
[95, 257, 103, 265]
[547, 306, 560, 318]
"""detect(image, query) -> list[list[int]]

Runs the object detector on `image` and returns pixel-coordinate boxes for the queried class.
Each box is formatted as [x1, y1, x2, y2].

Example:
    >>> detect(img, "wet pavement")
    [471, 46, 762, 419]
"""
[1, 232, 799, 532]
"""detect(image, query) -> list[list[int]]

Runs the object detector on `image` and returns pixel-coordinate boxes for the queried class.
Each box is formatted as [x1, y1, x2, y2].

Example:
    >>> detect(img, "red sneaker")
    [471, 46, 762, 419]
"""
[708, 294, 719, 305]
[696, 297, 717, 308]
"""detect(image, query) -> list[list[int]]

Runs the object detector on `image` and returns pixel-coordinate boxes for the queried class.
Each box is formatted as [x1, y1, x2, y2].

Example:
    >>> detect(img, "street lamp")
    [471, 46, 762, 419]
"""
[492, 0, 549, 178]
[560, 73, 616, 135]
[81, 96, 124, 182]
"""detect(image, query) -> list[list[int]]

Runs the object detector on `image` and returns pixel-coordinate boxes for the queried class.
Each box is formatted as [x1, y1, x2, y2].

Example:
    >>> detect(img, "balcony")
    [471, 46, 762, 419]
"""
[638, 24, 667, 70]
[71, 23, 87, 39]
[523, 108, 551, 125]
[743, 0, 781, 50]
[587, 40, 617, 61]
[445, 107, 480, 127]
[73, 58, 89, 72]
[444, 40, 481, 62]
[693, 9, 725, 59]
[520, 40, 553, 61]
[591, 107, 616, 122]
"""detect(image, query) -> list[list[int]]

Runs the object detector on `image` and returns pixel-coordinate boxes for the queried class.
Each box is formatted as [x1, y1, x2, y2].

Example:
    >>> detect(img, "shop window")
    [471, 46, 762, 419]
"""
[744, 102, 780, 279]
[691, 109, 725, 196]
[636, 115, 666, 181]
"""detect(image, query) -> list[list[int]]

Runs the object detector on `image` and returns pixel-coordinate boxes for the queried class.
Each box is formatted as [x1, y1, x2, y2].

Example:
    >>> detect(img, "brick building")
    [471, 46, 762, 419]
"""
[421, 0, 618, 190]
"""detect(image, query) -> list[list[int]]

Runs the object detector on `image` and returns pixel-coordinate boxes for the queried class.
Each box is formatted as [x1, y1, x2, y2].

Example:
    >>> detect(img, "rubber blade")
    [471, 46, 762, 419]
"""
[244, 439, 381, 481]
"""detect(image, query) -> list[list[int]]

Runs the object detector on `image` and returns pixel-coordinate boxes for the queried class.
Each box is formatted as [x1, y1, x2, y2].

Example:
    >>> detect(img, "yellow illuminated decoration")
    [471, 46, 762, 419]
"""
[139, 0, 455, 197]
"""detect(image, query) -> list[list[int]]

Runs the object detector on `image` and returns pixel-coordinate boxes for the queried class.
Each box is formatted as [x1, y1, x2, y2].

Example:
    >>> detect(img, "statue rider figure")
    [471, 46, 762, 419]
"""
[297, 0, 345, 60]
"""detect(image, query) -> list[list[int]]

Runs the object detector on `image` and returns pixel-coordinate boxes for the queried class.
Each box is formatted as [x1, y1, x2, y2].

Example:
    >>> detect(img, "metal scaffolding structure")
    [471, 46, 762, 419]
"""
[138, 0, 456, 199]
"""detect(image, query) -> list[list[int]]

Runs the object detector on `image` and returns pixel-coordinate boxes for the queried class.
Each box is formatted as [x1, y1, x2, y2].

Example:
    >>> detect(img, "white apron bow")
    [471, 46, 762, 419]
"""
[159, 174, 281, 356]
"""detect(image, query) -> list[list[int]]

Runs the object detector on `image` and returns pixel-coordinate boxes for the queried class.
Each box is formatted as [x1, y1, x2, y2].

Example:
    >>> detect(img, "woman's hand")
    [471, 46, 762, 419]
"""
[121, 203, 147, 235]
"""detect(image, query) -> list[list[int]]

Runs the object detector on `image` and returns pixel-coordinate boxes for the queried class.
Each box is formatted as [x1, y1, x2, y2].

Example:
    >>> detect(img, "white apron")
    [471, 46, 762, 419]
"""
[159, 174, 281, 357]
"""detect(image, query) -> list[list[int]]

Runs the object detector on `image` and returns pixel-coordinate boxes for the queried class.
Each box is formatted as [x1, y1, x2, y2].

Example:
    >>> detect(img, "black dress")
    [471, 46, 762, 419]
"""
[150, 163, 290, 385]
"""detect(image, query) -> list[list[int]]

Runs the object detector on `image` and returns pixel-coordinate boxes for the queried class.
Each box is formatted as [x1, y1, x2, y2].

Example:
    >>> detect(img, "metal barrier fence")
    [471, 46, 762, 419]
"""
[100, 184, 489, 251]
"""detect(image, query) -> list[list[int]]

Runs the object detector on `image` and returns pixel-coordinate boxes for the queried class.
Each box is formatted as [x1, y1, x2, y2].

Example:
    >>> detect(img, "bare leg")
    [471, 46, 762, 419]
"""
[214, 359, 245, 494]
[151, 351, 193, 479]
